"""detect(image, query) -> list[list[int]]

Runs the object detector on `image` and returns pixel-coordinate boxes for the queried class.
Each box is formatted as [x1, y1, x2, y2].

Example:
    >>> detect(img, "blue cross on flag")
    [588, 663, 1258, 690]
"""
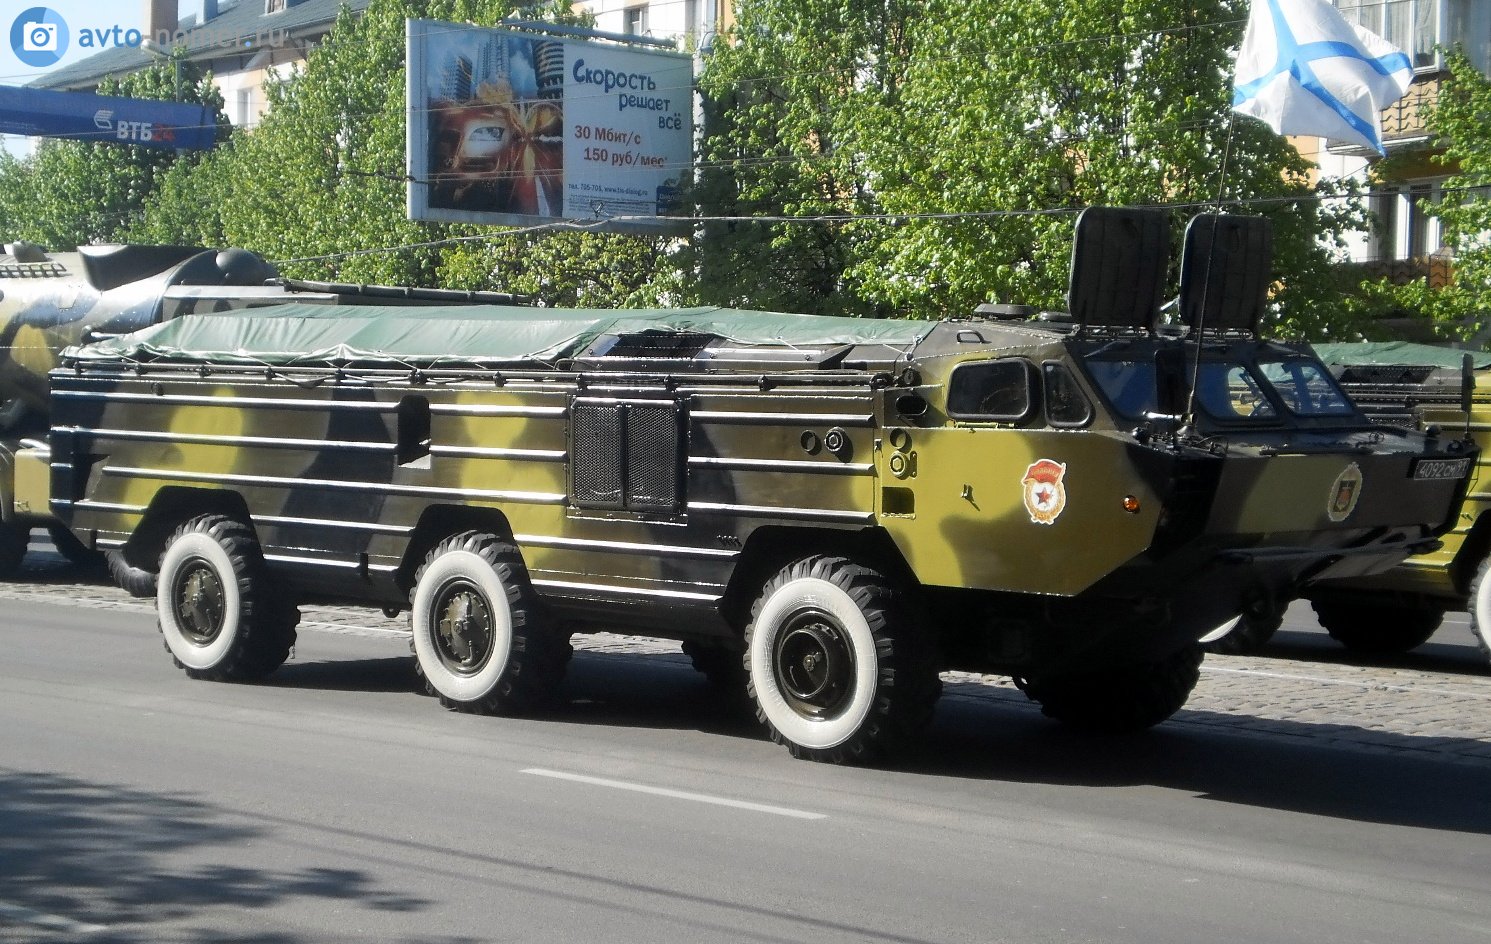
[1232, 0, 1413, 154]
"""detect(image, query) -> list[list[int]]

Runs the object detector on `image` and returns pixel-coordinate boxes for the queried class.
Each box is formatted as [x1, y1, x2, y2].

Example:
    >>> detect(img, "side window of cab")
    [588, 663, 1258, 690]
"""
[948, 359, 1037, 423]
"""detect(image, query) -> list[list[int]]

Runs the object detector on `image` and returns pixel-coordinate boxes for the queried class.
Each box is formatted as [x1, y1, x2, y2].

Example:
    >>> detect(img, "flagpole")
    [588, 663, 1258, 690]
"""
[1183, 104, 1239, 428]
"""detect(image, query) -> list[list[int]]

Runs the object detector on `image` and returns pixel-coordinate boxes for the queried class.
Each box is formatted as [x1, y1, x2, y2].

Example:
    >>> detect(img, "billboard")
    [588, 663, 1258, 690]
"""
[0, 85, 217, 150]
[406, 20, 693, 232]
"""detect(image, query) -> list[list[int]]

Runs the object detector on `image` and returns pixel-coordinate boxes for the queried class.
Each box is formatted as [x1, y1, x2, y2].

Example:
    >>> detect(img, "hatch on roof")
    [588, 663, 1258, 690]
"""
[1067, 206, 1169, 332]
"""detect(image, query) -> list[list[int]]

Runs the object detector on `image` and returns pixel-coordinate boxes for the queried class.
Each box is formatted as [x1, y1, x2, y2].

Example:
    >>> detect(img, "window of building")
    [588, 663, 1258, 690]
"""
[1365, 180, 1449, 261]
[623, 6, 646, 35]
[1447, 0, 1491, 75]
[235, 87, 253, 127]
[1337, 0, 1439, 70]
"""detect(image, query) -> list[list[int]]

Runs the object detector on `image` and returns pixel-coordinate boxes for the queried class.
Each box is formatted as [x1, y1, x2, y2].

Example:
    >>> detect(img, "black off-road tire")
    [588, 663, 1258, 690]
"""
[0, 520, 27, 578]
[156, 515, 299, 681]
[1311, 595, 1444, 654]
[744, 556, 941, 765]
[47, 524, 105, 569]
[107, 550, 158, 598]
[1201, 600, 1284, 655]
[409, 532, 570, 715]
[1019, 645, 1204, 734]
[681, 638, 747, 690]
[1464, 557, 1491, 665]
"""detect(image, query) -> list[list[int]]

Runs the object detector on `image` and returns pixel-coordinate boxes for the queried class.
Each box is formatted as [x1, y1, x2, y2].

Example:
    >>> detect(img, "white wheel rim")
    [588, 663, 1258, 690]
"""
[1198, 616, 1242, 645]
[749, 576, 878, 751]
[158, 531, 242, 671]
[411, 549, 515, 703]
[1473, 567, 1491, 654]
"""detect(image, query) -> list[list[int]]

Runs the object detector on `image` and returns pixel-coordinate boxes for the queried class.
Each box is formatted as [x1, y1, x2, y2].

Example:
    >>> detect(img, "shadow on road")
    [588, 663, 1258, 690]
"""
[270, 656, 424, 695]
[897, 682, 1491, 836]
[1255, 628, 1491, 678]
[500, 651, 1491, 836]
[0, 769, 473, 944]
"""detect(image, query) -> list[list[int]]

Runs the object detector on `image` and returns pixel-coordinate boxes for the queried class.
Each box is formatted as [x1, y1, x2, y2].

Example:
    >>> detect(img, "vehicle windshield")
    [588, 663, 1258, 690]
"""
[1083, 351, 1357, 422]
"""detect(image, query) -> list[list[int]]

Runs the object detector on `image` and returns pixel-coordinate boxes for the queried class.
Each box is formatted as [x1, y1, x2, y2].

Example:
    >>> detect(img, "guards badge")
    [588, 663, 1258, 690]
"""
[1022, 459, 1067, 525]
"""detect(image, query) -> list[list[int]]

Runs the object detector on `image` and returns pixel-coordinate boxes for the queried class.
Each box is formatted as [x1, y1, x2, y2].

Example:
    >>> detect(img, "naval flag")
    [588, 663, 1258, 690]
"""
[1232, 0, 1413, 154]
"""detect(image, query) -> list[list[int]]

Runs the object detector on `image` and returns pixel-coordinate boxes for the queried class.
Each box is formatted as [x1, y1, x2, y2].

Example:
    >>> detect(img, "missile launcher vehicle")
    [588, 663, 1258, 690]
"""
[45, 208, 1477, 763]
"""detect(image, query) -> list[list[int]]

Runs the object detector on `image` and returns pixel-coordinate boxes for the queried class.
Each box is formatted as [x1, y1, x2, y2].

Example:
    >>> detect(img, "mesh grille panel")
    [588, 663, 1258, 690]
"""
[572, 403, 624, 509]
[625, 404, 680, 512]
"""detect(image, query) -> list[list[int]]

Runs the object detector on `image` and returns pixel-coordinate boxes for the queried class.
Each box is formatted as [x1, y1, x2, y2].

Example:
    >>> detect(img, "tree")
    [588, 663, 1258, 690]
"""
[695, 0, 1366, 334]
[209, 0, 672, 305]
[1410, 53, 1491, 336]
[0, 50, 226, 251]
[689, 0, 915, 317]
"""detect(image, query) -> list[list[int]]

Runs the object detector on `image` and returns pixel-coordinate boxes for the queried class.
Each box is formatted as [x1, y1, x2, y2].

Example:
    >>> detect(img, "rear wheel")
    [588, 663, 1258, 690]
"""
[409, 532, 569, 714]
[107, 550, 158, 598]
[156, 515, 298, 681]
[744, 556, 940, 764]
[0, 520, 27, 578]
[1311, 595, 1444, 653]
[1019, 645, 1203, 733]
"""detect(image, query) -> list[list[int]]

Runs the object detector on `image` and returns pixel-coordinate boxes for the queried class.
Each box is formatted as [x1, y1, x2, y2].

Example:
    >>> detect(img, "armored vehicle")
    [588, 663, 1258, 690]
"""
[1295, 342, 1491, 661]
[0, 240, 521, 581]
[48, 209, 1476, 763]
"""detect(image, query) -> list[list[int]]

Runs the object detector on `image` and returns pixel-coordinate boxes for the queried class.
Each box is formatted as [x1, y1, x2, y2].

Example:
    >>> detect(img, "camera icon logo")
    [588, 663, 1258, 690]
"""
[23, 21, 58, 52]
[10, 7, 68, 67]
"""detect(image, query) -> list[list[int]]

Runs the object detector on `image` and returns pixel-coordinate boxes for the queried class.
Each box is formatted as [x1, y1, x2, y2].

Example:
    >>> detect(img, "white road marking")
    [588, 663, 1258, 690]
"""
[1202, 665, 1491, 701]
[0, 900, 108, 935]
[522, 768, 827, 820]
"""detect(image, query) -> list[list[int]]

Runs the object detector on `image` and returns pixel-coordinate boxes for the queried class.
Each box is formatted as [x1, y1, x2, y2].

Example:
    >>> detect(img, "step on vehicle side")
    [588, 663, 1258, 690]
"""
[48, 209, 1477, 764]
[1300, 343, 1491, 661]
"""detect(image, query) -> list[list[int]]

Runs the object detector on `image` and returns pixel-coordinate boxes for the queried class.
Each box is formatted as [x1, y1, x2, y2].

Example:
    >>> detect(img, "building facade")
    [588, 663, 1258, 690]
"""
[32, 0, 370, 128]
[1311, 0, 1491, 277]
[567, 0, 734, 49]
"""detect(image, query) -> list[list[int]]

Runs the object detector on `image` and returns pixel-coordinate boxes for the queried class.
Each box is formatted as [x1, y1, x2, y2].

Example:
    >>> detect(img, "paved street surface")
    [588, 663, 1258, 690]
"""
[2, 541, 1489, 943]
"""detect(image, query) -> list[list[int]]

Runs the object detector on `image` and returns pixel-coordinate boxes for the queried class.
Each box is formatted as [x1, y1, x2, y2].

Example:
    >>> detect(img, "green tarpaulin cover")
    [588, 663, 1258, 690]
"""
[67, 304, 932, 367]
[1314, 341, 1491, 372]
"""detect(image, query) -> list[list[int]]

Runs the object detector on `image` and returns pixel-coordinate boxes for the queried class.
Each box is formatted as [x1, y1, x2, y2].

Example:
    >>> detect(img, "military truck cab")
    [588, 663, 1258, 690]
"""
[48, 208, 1475, 764]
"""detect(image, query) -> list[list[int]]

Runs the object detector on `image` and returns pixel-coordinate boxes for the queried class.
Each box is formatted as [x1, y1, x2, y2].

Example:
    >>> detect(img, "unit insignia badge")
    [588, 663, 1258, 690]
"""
[1022, 459, 1067, 525]
[1327, 462, 1364, 523]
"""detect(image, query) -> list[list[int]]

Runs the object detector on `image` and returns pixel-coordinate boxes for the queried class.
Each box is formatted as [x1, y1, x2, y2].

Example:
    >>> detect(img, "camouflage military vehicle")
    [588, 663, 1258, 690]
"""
[47, 209, 1475, 764]
[0, 240, 520, 583]
[1296, 342, 1491, 662]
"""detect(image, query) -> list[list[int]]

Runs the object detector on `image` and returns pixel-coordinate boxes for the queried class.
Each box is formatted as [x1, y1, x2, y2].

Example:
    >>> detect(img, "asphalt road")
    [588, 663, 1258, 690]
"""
[2, 582, 1489, 944]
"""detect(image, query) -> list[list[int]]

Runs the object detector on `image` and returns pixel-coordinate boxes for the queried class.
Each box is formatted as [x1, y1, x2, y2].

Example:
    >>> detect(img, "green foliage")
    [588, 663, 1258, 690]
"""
[697, 0, 1366, 333]
[0, 50, 225, 250]
[1416, 53, 1491, 336]
[200, 0, 668, 304]
[690, 0, 913, 316]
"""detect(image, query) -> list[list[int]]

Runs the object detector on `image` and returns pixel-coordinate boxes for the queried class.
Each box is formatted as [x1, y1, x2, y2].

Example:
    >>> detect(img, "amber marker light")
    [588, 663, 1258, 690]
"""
[1122, 495, 1142, 514]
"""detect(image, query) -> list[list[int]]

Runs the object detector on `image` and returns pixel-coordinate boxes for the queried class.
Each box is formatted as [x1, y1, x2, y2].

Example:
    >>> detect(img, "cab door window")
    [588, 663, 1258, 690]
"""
[948, 359, 1036, 423]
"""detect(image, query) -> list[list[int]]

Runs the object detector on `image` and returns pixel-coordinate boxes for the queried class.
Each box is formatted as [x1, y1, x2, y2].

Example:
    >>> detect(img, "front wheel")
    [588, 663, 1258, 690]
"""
[1019, 646, 1203, 733]
[1311, 595, 1444, 653]
[1467, 559, 1491, 665]
[409, 532, 569, 715]
[1200, 598, 1284, 655]
[156, 515, 298, 681]
[745, 556, 940, 764]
